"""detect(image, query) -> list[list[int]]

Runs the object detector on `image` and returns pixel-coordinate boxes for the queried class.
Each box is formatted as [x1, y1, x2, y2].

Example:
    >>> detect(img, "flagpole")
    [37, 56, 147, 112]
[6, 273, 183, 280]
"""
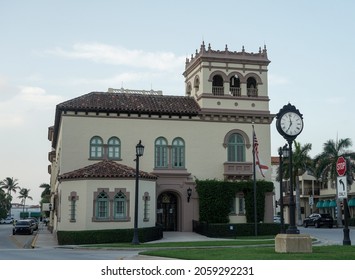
[252, 125, 257, 236]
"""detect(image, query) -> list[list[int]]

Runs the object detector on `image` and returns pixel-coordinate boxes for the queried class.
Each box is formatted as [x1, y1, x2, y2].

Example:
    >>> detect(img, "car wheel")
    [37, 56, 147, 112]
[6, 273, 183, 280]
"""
[303, 222, 308, 228]
[315, 222, 320, 228]
[328, 224, 333, 228]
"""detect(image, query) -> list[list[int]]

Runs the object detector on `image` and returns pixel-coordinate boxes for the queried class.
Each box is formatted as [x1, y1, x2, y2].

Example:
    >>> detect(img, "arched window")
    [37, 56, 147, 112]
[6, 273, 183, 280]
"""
[186, 83, 192, 96]
[247, 77, 258, 97]
[108, 137, 120, 159]
[90, 136, 103, 159]
[172, 137, 185, 168]
[114, 191, 126, 219]
[227, 133, 245, 162]
[230, 75, 241, 96]
[155, 137, 168, 168]
[212, 74, 224, 95]
[96, 191, 108, 219]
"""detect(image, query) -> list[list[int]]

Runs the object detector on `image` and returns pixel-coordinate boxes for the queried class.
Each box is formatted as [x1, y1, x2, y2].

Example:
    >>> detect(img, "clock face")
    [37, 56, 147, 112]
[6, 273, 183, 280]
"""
[280, 112, 303, 136]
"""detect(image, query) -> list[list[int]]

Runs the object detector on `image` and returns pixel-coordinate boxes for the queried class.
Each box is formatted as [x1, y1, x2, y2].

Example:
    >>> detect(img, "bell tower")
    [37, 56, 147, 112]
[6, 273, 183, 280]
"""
[183, 42, 271, 113]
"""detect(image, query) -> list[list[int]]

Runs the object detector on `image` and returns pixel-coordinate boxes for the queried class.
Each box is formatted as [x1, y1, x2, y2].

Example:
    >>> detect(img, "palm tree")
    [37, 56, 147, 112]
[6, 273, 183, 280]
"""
[0, 177, 20, 216]
[282, 141, 313, 226]
[39, 183, 51, 199]
[18, 188, 33, 218]
[314, 138, 355, 226]
[292, 141, 313, 225]
[0, 189, 11, 218]
[0, 177, 20, 197]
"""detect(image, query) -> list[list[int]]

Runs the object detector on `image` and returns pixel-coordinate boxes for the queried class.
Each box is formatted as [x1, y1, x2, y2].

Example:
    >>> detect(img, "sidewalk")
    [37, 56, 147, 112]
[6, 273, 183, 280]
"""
[31, 227, 230, 249]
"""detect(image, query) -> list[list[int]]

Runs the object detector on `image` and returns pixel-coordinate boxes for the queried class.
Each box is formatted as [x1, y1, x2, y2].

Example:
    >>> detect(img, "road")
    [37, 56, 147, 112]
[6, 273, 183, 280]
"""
[299, 226, 355, 245]
[1, 224, 354, 260]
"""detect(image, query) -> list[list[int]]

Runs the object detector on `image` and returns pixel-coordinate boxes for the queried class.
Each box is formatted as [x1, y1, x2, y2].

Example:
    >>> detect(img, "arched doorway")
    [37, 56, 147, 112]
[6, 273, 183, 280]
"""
[157, 192, 178, 231]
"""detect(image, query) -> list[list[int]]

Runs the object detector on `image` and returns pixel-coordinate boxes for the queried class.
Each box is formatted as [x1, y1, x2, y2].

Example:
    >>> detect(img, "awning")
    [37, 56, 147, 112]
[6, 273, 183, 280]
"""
[316, 200, 324, 208]
[348, 198, 355, 207]
[329, 200, 337, 208]
[323, 200, 331, 208]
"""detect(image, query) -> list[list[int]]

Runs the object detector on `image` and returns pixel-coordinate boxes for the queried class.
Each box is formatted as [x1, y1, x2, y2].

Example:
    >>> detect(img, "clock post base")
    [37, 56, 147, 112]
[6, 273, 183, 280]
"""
[275, 234, 312, 253]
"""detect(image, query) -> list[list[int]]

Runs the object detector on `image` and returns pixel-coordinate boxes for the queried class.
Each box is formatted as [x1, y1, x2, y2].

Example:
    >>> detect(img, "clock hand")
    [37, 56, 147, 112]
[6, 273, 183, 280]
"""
[286, 119, 292, 132]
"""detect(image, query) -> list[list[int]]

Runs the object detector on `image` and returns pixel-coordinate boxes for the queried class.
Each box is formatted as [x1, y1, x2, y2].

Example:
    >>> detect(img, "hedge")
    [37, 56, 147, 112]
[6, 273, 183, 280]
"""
[193, 220, 285, 237]
[57, 225, 163, 245]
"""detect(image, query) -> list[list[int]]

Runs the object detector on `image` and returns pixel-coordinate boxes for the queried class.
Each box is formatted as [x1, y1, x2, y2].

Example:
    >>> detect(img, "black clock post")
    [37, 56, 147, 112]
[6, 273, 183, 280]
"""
[275, 103, 304, 235]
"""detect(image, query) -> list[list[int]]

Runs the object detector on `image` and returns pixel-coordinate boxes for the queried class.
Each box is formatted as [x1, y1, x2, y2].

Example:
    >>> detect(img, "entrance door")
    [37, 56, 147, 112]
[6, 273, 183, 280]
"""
[157, 192, 178, 231]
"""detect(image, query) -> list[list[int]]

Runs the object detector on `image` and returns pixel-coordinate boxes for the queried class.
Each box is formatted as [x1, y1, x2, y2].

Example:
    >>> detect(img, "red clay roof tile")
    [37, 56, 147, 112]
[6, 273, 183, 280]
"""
[58, 160, 157, 181]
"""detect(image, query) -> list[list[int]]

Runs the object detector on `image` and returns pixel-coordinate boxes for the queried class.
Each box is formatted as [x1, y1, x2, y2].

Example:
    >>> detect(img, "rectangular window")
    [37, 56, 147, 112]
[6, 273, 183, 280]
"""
[155, 147, 167, 167]
[97, 201, 108, 218]
[114, 200, 125, 219]
[144, 198, 149, 221]
[70, 198, 76, 222]
[238, 197, 245, 214]
[108, 146, 120, 159]
[172, 147, 184, 168]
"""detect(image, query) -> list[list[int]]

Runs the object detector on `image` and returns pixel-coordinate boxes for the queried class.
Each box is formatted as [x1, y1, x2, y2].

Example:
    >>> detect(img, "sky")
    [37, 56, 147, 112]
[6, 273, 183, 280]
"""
[1, 0, 355, 204]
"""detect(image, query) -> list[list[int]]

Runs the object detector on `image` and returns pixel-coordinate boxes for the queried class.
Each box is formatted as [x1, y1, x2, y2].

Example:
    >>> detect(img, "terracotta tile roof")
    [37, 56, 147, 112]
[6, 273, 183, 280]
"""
[58, 160, 157, 181]
[57, 92, 201, 116]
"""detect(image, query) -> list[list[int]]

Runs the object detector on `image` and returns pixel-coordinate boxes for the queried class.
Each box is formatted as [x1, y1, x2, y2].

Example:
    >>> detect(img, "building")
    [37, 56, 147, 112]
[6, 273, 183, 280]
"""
[271, 155, 355, 224]
[47, 42, 274, 235]
[10, 203, 41, 220]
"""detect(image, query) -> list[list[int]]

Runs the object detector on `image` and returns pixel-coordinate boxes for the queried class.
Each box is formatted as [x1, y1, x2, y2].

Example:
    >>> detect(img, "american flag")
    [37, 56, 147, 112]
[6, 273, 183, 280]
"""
[253, 129, 269, 177]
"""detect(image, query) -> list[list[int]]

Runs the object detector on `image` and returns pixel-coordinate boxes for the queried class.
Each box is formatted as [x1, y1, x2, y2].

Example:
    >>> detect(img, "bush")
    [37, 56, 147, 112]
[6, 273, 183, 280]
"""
[57, 226, 163, 245]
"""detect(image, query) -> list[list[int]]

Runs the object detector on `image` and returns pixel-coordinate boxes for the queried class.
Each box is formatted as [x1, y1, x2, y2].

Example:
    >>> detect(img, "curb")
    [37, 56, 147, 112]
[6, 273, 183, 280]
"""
[30, 232, 39, 248]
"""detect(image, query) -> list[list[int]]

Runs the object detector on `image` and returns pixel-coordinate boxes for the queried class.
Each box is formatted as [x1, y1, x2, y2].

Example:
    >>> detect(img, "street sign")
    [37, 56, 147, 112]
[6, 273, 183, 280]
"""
[337, 176, 348, 199]
[309, 195, 314, 206]
[336, 156, 347, 176]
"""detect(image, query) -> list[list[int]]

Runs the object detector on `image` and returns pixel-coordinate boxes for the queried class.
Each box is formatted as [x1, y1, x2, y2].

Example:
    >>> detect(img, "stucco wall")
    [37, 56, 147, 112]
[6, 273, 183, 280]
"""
[56, 179, 156, 231]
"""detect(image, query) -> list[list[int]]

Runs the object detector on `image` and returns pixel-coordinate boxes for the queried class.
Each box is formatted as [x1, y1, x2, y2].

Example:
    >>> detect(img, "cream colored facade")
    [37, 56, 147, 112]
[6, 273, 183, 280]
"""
[48, 42, 275, 234]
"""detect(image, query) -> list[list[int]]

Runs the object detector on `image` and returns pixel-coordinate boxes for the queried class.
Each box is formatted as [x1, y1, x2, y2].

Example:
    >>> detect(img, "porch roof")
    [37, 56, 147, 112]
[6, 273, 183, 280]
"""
[58, 160, 157, 181]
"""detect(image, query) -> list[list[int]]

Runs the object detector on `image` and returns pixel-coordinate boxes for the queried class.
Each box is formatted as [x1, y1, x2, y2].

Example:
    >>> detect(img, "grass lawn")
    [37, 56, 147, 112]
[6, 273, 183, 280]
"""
[140, 245, 355, 260]
[80, 235, 355, 260]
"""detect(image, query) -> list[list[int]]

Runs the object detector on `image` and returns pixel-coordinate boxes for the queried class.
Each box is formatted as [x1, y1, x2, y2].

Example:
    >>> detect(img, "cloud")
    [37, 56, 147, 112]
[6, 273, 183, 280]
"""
[18, 86, 63, 108]
[47, 43, 186, 71]
[0, 85, 63, 128]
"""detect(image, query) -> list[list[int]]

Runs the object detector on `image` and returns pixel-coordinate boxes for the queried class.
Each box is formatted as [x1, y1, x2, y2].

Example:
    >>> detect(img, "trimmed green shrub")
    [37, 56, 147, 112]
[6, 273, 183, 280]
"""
[57, 226, 163, 245]
[193, 220, 284, 237]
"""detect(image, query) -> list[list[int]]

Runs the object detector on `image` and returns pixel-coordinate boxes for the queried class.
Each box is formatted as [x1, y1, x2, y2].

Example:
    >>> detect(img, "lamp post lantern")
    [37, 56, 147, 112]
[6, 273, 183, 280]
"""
[132, 140, 144, 245]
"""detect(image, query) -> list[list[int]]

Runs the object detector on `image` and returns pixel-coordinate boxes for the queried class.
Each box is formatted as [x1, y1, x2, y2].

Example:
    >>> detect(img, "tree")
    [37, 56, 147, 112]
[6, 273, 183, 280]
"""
[0, 177, 20, 197]
[39, 183, 51, 199]
[18, 188, 33, 218]
[0, 177, 20, 216]
[0, 189, 11, 218]
[314, 138, 355, 226]
[292, 141, 313, 225]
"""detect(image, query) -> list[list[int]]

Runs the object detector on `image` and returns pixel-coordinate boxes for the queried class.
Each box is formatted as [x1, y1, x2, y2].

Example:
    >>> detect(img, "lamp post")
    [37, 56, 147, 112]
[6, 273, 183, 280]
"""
[278, 144, 289, 233]
[132, 140, 144, 245]
[286, 140, 299, 234]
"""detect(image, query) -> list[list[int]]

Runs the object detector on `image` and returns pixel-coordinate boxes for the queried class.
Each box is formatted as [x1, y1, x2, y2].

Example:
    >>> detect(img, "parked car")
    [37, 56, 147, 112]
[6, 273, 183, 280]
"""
[13, 220, 34, 235]
[25, 217, 39, 230]
[303, 213, 333, 228]
[273, 216, 281, 224]
[0, 217, 14, 224]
